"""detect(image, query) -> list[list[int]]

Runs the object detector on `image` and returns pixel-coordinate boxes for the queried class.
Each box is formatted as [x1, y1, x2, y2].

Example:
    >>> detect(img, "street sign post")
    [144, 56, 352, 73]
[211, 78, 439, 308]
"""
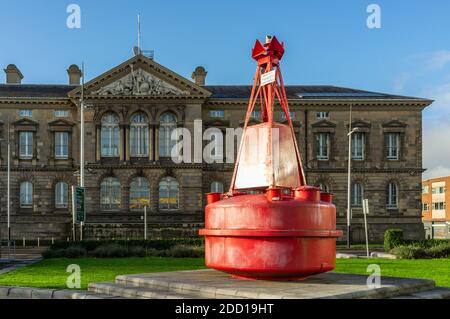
[362, 199, 370, 258]
[72, 186, 86, 241]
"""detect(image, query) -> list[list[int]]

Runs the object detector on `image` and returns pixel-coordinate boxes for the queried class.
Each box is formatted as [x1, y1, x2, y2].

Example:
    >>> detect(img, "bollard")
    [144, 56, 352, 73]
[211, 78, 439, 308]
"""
[23, 237, 26, 247]
[67, 237, 70, 242]
[37, 237, 40, 247]
[51, 237, 54, 245]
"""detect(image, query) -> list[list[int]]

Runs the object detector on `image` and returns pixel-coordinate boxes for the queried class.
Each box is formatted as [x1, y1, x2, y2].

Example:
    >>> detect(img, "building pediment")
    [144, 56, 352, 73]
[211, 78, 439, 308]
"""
[12, 118, 39, 127]
[48, 119, 75, 127]
[68, 54, 211, 99]
[311, 119, 336, 128]
[382, 120, 407, 128]
[351, 120, 371, 128]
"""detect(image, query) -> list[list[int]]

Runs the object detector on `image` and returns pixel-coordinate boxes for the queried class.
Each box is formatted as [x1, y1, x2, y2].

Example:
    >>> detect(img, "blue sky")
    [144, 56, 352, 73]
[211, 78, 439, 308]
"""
[1, 0, 449, 178]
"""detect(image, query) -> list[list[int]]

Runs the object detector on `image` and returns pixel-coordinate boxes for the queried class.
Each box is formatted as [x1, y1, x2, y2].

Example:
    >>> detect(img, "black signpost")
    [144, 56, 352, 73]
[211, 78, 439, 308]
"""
[72, 186, 85, 241]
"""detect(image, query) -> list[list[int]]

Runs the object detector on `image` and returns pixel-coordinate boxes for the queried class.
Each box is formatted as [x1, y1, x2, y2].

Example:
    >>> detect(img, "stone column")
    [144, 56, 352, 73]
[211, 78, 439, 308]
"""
[125, 125, 130, 161]
[154, 126, 159, 161]
[119, 125, 125, 161]
[96, 126, 101, 161]
[149, 125, 154, 161]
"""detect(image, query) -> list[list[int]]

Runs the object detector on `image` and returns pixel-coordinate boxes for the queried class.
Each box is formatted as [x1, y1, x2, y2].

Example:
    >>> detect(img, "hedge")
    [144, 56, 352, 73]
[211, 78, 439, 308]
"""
[49, 238, 205, 252]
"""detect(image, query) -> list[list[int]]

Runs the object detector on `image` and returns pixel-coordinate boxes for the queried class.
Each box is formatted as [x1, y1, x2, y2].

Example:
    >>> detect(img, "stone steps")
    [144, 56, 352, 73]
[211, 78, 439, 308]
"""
[86, 269, 442, 299]
[390, 287, 450, 299]
[89, 282, 218, 299]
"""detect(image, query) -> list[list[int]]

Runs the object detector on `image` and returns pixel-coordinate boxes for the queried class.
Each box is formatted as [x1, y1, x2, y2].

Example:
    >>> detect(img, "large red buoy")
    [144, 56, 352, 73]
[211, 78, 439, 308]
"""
[199, 36, 343, 280]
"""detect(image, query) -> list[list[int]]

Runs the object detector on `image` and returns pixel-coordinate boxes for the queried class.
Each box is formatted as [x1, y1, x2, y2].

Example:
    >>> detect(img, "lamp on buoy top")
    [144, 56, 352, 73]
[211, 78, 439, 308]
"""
[199, 36, 343, 280]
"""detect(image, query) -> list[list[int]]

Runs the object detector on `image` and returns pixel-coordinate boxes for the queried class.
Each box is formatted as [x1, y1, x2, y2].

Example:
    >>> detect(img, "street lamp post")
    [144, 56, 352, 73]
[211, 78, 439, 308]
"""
[347, 105, 359, 249]
[0, 121, 11, 244]
[79, 63, 85, 240]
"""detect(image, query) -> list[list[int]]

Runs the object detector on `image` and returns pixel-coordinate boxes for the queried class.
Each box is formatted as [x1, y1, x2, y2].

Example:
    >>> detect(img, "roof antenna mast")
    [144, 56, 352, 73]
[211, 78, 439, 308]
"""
[137, 13, 141, 54]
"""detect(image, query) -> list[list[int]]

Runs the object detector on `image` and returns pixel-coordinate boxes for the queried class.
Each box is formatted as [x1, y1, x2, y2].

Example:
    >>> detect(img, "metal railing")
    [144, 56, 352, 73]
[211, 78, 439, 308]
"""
[0, 240, 16, 261]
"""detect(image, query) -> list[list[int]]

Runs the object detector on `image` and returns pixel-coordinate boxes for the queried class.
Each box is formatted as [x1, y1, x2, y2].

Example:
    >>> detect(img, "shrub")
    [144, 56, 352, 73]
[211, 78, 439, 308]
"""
[168, 245, 204, 258]
[426, 243, 450, 259]
[390, 245, 427, 259]
[50, 238, 204, 251]
[384, 229, 404, 252]
[90, 244, 129, 258]
[64, 246, 87, 258]
[128, 246, 146, 257]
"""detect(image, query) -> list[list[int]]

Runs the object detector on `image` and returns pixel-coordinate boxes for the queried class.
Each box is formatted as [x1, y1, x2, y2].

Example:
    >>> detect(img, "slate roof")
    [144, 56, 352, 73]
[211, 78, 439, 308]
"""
[0, 84, 427, 101]
[0, 84, 77, 98]
[204, 85, 425, 100]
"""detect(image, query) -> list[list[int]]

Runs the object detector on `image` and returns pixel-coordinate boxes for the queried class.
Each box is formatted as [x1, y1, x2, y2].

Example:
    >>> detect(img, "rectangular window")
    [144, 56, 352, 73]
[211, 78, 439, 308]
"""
[422, 186, 429, 194]
[251, 111, 261, 119]
[316, 133, 330, 161]
[385, 133, 400, 160]
[422, 203, 429, 211]
[19, 132, 33, 159]
[209, 110, 225, 118]
[55, 132, 69, 159]
[281, 111, 296, 120]
[351, 132, 365, 160]
[54, 110, 70, 118]
[316, 112, 329, 119]
[432, 187, 445, 194]
[19, 110, 32, 118]
[432, 202, 446, 210]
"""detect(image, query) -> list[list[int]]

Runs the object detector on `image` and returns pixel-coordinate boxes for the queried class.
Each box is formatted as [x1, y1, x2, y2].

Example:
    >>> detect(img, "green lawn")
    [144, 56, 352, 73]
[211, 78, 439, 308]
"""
[0, 257, 449, 290]
[334, 258, 450, 287]
[0, 257, 206, 289]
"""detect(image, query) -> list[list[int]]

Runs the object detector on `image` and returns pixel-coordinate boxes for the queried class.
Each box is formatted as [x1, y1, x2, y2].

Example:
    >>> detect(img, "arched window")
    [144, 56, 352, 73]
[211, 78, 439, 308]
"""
[159, 177, 179, 210]
[100, 177, 121, 209]
[387, 182, 399, 209]
[210, 181, 224, 193]
[55, 182, 69, 208]
[159, 113, 177, 157]
[130, 177, 150, 210]
[130, 113, 149, 157]
[351, 182, 363, 207]
[20, 181, 33, 208]
[101, 113, 120, 157]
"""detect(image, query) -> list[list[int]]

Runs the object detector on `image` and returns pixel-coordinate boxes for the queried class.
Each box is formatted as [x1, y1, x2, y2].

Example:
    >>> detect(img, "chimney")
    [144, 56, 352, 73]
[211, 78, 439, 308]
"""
[67, 64, 82, 85]
[191, 66, 207, 86]
[4, 64, 23, 84]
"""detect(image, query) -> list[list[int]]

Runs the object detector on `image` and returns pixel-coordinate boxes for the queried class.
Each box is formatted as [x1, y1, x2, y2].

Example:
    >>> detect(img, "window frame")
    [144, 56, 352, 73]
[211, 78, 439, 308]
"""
[316, 132, 330, 161]
[101, 113, 120, 157]
[55, 132, 69, 159]
[351, 183, 363, 207]
[159, 113, 177, 158]
[100, 177, 121, 210]
[19, 131, 33, 159]
[351, 132, 365, 160]
[20, 181, 33, 208]
[210, 181, 224, 193]
[386, 132, 400, 160]
[159, 177, 179, 210]
[55, 182, 69, 209]
[209, 110, 225, 118]
[129, 177, 150, 210]
[130, 113, 149, 157]
[386, 182, 399, 210]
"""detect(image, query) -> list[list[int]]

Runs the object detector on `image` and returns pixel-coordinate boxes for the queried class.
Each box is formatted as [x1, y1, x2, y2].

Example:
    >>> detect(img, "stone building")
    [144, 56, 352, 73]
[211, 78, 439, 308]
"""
[422, 176, 450, 239]
[0, 54, 432, 242]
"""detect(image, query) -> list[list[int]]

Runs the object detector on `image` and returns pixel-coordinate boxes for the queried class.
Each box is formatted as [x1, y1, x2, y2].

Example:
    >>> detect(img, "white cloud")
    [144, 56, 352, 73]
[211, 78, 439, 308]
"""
[428, 50, 450, 70]
[423, 122, 450, 179]
[393, 73, 410, 93]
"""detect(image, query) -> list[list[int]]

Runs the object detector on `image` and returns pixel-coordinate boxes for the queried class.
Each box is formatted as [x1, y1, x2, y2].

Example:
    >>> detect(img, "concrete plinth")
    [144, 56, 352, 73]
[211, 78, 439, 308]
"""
[88, 269, 442, 299]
